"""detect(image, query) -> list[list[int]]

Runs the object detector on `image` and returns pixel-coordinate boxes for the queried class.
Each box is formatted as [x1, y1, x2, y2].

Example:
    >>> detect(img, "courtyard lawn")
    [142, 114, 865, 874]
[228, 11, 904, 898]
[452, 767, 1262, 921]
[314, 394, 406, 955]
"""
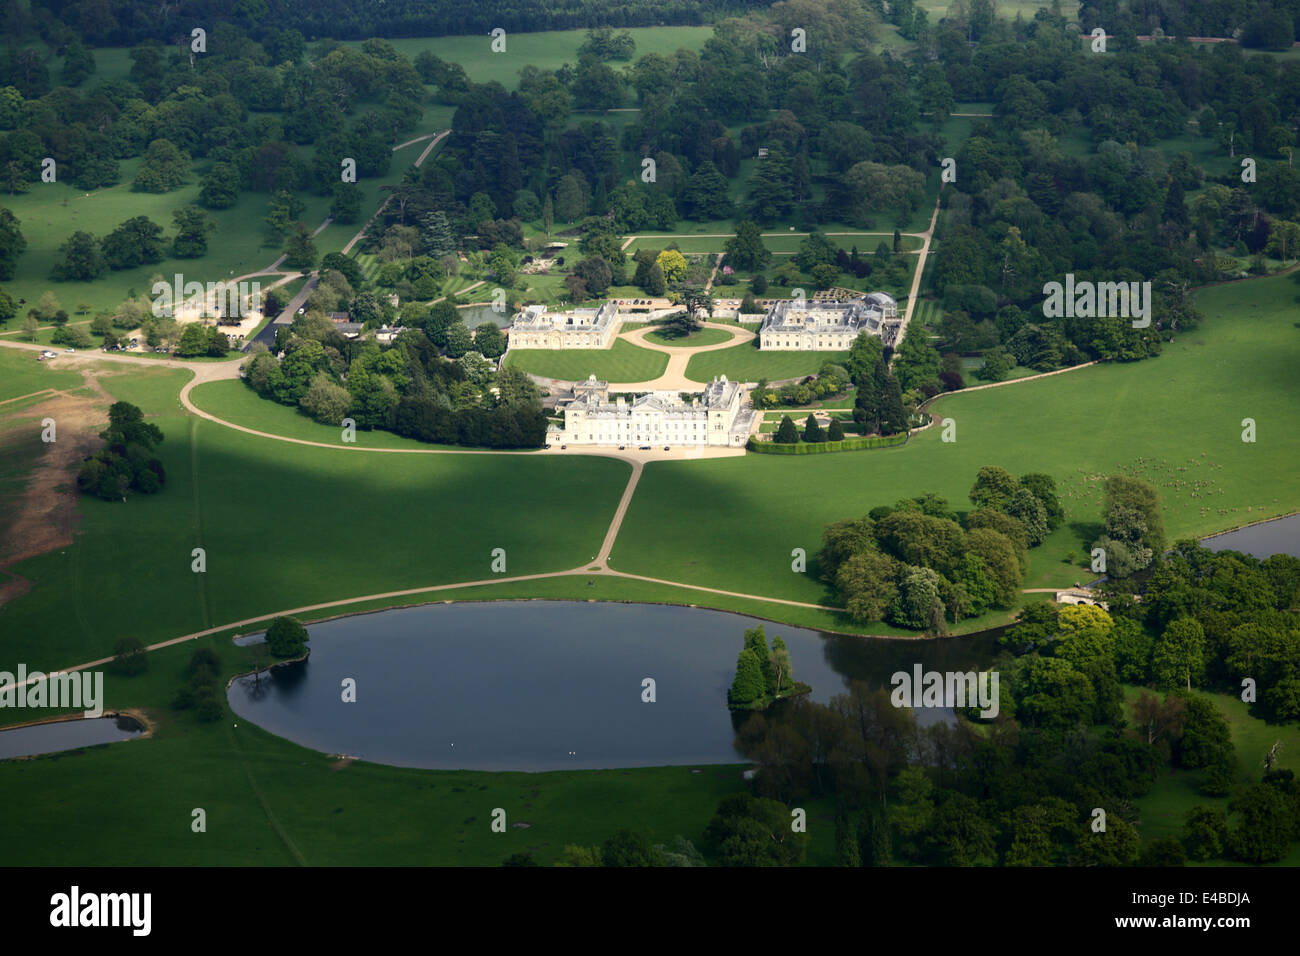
[0, 364, 629, 671]
[504, 338, 668, 382]
[617, 273, 1300, 605]
[0, 346, 83, 401]
[684, 342, 847, 382]
[641, 326, 734, 348]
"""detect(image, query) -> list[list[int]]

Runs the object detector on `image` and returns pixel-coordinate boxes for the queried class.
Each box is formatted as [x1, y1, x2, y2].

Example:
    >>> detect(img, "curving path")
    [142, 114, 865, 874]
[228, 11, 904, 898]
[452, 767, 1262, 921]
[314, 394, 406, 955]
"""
[603, 320, 756, 390]
[918, 360, 1100, 411]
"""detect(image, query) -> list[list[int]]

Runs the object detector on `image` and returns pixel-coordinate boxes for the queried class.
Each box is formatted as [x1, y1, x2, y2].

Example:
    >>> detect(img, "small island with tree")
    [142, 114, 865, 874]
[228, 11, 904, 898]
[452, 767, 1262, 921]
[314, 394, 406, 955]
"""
[727, 625, 810, 711]
[266, 615, 310, 658]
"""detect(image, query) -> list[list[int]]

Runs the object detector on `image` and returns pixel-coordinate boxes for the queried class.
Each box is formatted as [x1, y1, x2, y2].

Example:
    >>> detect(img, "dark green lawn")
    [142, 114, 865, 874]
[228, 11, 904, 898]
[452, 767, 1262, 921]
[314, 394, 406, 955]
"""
[0, 365, 628, 672]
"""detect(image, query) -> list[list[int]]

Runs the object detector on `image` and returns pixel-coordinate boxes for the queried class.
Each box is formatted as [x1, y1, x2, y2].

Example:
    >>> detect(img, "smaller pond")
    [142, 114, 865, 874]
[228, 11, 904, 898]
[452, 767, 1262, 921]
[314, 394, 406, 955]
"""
[457, 304, 510, 329]
[1201, 513, 1300, 560]
[0, 715, 144, 760]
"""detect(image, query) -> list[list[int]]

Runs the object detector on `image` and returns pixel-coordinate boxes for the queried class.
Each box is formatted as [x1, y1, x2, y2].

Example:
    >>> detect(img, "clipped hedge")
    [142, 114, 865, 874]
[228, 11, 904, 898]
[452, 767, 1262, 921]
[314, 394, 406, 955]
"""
[747, 433, 909, 455]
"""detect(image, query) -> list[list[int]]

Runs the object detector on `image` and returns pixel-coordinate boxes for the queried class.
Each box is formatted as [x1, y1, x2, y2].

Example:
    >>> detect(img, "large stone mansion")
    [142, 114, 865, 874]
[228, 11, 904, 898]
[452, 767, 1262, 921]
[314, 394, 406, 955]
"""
[508, 302, 622, 349]
[758, 292, 898, 350]
[548, 375, 753, 447]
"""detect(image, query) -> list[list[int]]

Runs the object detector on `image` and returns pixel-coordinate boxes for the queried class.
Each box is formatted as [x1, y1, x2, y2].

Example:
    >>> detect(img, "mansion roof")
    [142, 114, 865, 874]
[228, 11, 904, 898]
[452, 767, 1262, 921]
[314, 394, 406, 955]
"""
[566, 376, 741, 419]
[759, 293, 897, 335]
[512, 301, 620, 332]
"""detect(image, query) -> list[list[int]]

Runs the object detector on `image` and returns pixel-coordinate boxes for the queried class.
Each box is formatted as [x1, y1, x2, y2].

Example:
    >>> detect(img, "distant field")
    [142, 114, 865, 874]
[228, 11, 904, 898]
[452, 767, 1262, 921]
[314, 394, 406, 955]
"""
[0, 129, 445, 319]
[348, 28, 714, 95]
[504, 338, 668, 381]
[917, 0, 1080, 18]
[624, 233, 923, 256]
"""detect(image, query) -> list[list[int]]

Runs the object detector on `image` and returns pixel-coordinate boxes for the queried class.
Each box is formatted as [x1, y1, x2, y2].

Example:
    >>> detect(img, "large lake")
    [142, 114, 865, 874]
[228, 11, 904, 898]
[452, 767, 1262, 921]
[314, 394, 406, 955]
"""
[227, 601, 999, 772]
[1201, 513, 1300, 559]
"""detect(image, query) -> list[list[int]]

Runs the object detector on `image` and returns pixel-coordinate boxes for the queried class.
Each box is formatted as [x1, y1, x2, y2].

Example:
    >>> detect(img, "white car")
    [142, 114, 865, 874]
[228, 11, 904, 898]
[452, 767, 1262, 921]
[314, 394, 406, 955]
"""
[65, 347, 75, 353]
[41, 350, 57, 358]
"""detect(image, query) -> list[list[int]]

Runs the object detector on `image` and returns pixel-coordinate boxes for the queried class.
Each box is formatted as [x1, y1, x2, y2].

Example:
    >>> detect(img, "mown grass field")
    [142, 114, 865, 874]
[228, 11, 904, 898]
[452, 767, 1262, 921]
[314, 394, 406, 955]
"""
[504, 337, 668, 381]
[0, 347, 83, 401]
[619, 273, 1300, 602]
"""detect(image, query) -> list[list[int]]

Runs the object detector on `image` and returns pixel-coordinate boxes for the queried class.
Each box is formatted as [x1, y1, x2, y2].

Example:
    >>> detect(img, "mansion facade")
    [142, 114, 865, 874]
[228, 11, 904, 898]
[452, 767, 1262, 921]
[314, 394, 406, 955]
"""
[758, 292, 898, 350]
[508, 302, 622, 349]
[549, 375, 752, 447]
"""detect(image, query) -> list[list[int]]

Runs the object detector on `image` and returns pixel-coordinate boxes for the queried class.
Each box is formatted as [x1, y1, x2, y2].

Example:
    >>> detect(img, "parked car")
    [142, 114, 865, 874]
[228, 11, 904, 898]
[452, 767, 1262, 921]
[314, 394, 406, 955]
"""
[560, 444, 567, 450]
[65, 347, 75, 353]
[638, 445, 650, 450]
[618, 445, 625, 450]
[663, 445, 670, 451]
[41, 350, 56, 358]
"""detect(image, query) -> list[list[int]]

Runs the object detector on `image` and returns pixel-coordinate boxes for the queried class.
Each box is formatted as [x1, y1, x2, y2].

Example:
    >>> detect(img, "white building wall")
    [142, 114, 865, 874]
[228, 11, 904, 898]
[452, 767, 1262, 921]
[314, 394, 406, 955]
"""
[554, 384, 745, 447]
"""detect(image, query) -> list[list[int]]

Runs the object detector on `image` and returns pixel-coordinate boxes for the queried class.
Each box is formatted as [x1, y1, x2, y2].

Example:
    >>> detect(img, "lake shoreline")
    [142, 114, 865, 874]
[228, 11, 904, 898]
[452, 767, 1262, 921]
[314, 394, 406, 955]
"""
[224, 595, 1012, 646]
[0, 709, 152, 759]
